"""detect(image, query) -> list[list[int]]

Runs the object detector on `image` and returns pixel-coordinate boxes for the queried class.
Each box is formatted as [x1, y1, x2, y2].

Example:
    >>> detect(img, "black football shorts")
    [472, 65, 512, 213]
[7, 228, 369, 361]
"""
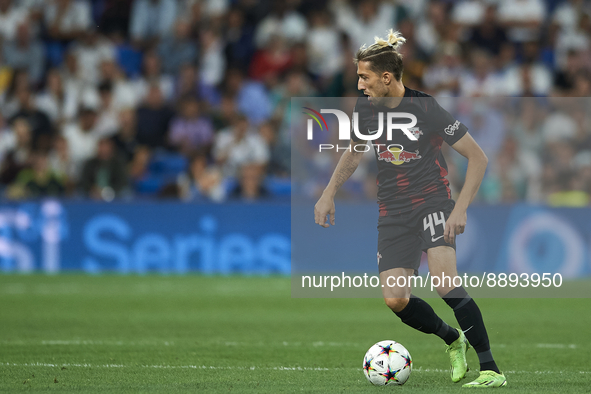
[377, 199, 456, 274]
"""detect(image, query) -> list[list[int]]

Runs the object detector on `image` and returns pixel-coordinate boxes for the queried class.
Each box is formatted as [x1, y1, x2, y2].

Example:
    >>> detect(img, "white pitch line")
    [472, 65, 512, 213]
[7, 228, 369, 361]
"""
[40, 340, 174, 346]
[0, 340, 583, 351]
[0, 340, 174, 346]
[536, 343, 577, 349]
[0, 363, 329, 371]
[1, 363, 589, 375]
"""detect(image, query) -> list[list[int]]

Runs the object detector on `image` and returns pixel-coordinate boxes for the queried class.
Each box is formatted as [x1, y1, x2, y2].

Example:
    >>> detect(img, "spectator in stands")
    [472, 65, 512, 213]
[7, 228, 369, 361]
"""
[285, 41, 309, 79]
[190, 0, 228, 23]
[221, 68, 271, 126]
[423, 42, 463, 96]
[459, 49, 505, 96]
[254, 2, 306, 49]
[396, 19, 430, 88]
[0, 50, 13, 97]
[553, 49, 584, 94]
[0, 0, 29, 42]
[480, 137, 539, 203]
[129, 0, 177, 48]
[59, 50, 82, 91]
[541, 106, 578, 142]
[213, 114, 269, 178]
[224, 7, 255, 70]
[18, 0, 43, 36]
[258, 120, 289, 177]
[177, 63, 223, 109]
[111, 107, 139, 162]
[45, 0, 92, 42]
[249, 34, 292, 82]
[9, 87, 53, 151]
[552, 0, 590, 33]
[7, 151, 65, 199]
[133, 50, 174, 103]
[306, 9, 343, 80]
[229, 163, 269, 201]
[0, 117, 33, 186]
[460, 102, 507, 160]
[1, 69, 30, 119]
[0, 113, 14, 166]
[510, 99, 545, 157]
[94, 81, 120, 138]
[98, 0, 134, 37]
[135, 84, 174, 148]
[271, 70, 315, 144]
[35, 68, 79, 128]
[570, 104, 591, 151]
[62, 105, 101, 180]
[574, 150, 591, 193]
[451, 0, 486, 29]
[570, 70, 591, 97]
[158, 18, 198, 76]
[98, 59, 137, 108]
[554, 8, 590, 70]
[210, 94, 237, 131]
[168, 96, 214, 156]
[322, 33, 358, 97]
[414, 0, 448, 56]
[48, 134, 75, 192]
[496, 42, 518, 74]
[545, 141, 577, 184]
[128, 145, 151, 189]
[332, 0, 403, 55]
[199, 27, 226, 87]
[497, 0, 546, 43]
[70, 29, 116, 86]
[3, 21, 45, 86]
[501, 40, 553, 96]
[176, 151, 226, 202]
[173, 64, 199, 102]
[79, 137, 129, 200]
[468, 5, 508, 56]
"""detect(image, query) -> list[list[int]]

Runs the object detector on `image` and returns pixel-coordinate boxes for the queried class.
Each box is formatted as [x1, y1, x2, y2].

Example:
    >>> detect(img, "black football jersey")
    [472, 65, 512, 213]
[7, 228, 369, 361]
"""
[352, 87, 468, 216]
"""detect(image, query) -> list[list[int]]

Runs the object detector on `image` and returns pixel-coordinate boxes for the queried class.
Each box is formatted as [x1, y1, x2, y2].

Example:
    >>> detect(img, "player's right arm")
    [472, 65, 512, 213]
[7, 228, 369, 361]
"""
[314, 139, 367, 228]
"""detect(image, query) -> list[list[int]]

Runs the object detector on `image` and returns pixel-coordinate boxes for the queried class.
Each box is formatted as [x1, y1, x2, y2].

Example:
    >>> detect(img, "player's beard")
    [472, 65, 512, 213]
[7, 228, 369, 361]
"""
[368, 84, 391, 106]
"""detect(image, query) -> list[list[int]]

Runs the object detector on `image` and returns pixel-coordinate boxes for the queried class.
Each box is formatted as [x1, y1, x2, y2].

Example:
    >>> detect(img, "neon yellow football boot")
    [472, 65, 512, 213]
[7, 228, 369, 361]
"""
[463, 370, 507, 388]
[446, 328, 470, 382]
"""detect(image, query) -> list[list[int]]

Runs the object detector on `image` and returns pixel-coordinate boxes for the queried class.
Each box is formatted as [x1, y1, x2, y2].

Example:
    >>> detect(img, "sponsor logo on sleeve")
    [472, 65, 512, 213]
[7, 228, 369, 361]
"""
[444, 120, 460, 136]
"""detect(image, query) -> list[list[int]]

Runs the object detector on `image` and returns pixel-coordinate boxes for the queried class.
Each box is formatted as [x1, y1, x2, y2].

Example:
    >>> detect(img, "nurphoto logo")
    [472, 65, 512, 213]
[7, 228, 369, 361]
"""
[302, 107, 419, 152]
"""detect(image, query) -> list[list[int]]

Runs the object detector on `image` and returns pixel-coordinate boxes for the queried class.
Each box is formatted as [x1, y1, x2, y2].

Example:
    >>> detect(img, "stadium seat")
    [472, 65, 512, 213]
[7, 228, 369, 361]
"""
[265, 177, 291, 196]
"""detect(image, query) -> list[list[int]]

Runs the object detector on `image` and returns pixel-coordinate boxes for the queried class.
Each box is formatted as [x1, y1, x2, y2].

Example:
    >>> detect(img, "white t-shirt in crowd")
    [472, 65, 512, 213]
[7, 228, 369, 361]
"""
[213, 129, 270, 177]
[0, 6, 28, 41]
[44, 0, 91, 34]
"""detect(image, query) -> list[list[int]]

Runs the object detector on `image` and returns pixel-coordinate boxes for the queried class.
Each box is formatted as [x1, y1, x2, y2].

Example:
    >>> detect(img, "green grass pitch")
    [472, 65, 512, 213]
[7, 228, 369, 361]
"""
[0, 275, 589, 393]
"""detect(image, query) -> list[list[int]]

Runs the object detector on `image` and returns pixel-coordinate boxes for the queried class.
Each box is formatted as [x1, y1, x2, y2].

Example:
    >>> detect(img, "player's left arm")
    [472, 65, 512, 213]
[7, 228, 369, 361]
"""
[444, 132, 488, 244]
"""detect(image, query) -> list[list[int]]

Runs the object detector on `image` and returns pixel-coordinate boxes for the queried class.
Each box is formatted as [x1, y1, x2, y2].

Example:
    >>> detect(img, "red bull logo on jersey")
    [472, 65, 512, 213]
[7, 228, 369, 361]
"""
[377, 145, 421, 165]
[409, 127, 423, 140]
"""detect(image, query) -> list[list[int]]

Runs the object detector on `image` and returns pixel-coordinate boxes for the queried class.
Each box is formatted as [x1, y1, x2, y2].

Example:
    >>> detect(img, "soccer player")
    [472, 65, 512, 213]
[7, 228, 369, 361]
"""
[314, 30, 506, 388]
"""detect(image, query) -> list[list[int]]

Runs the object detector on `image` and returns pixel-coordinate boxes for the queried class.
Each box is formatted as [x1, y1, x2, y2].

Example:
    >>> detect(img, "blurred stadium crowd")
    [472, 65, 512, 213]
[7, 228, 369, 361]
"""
[0, 0, 589, 205]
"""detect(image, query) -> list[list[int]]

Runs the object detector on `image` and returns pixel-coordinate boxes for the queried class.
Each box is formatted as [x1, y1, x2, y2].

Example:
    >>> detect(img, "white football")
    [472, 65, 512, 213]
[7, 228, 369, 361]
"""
[362, 340, 412, 386]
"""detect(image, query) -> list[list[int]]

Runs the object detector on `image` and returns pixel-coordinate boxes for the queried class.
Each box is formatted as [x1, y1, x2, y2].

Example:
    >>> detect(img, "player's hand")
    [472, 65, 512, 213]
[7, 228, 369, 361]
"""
[444, 209, 467, 244]
[314, 194, 335, 228]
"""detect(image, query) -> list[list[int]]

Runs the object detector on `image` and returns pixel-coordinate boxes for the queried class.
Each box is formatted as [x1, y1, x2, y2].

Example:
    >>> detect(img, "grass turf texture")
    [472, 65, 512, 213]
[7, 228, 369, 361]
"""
[0, 275, 589, 393]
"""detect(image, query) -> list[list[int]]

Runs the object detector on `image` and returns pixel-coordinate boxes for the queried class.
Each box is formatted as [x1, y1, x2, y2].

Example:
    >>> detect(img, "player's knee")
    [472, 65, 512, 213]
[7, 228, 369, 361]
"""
[384, 297, 409, 313]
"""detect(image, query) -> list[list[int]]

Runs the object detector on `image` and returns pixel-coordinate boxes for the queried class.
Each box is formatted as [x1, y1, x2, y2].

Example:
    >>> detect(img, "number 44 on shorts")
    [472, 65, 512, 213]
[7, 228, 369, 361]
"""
[423, 212, 445, 243]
